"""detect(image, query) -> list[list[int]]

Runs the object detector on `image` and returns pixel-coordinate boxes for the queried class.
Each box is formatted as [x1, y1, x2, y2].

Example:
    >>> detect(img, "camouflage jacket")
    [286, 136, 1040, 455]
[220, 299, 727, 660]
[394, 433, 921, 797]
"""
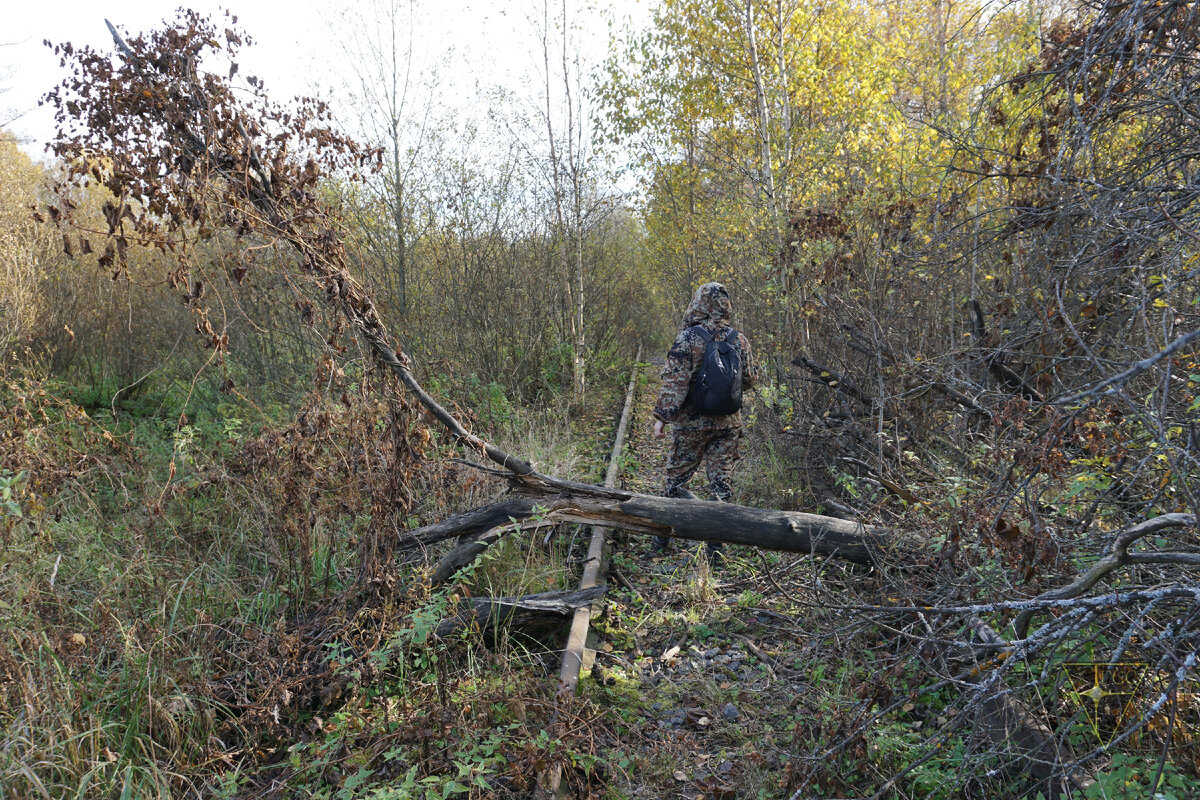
[653, 283, 756, 431]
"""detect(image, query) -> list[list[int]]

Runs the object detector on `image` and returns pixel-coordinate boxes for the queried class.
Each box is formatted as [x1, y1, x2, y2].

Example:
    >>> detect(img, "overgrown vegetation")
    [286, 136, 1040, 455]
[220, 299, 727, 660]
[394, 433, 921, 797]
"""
[2, 0, 1200, 797]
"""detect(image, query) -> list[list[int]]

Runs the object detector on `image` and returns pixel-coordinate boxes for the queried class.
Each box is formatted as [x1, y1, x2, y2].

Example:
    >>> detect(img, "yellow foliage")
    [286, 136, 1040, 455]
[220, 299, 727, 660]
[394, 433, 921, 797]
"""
[0, 132, 54, 346]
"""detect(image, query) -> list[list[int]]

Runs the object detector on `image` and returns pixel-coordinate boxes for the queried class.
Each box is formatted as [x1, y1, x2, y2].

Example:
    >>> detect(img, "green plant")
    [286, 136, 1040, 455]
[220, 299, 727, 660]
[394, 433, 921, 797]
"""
[1081, 752, 1198, 800]
[0, 469, 26, 518]
[867, 723, 967, 800]
[736, 589, 765, 608]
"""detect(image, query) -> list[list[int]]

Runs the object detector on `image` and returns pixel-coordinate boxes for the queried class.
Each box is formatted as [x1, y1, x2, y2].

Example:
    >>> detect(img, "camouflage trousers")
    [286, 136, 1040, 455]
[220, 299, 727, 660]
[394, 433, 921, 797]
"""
[655, 426, 742, 554]
[663, 425, 742, 502]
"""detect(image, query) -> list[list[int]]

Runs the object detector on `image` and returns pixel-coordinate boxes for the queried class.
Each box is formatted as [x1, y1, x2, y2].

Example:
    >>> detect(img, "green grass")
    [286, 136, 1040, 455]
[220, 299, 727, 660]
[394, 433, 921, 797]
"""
[0, 369, 617, 799]
[0, 375, 306, 798]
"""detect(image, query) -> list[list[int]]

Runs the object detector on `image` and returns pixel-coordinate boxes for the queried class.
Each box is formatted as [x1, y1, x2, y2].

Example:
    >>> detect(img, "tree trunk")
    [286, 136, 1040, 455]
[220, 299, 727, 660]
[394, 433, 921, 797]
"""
[435, 587, 605, 638]
[402, 486, 898, 566]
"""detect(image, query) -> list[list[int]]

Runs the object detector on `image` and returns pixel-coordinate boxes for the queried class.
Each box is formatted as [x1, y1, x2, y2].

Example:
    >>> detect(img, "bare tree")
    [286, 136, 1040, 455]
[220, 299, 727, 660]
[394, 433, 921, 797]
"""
[333, 0, 443, 320]
[0, 39, 22, 130]
[534, 0, 590, 402]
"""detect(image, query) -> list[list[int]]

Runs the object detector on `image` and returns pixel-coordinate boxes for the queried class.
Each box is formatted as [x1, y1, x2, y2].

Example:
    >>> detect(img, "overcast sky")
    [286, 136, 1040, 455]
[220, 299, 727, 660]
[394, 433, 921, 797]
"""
[1, 0, 650, 160]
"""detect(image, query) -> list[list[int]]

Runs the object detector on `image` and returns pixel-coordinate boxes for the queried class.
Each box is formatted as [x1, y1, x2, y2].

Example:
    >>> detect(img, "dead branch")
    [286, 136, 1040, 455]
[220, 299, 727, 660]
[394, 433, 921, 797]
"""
[793, 354, 877, 407]
[839, 322, 993, 419]
[969, 300, 1045, 403]
[400, 488, 899, 566]
[1053, 328, 1200, 405]
[1013, 513, 1198, 638]
[400, 499, 540, 550]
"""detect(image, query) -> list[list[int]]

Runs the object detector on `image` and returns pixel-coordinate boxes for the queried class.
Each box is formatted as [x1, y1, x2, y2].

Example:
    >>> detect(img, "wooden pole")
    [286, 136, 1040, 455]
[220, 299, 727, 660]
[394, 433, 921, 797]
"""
[538, 347, 641, 797]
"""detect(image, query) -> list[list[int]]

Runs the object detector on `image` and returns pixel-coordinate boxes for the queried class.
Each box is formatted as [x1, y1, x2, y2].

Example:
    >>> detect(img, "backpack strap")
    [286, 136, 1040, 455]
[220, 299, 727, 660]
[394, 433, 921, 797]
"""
[684, 325, 713, 408]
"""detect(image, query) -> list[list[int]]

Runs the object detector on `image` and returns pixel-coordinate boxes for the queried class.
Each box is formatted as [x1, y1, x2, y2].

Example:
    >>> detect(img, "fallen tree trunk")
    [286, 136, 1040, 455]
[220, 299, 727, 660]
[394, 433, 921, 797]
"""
[401, 488, 900, 566]
[435, 588, 605, 638]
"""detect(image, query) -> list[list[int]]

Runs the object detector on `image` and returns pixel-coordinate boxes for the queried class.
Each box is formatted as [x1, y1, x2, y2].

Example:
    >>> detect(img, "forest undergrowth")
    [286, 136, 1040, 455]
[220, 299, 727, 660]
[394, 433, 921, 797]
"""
[5, 345, 1200, 800]
[593, 371, 1200, 800]
[5, 0, 1200, 797]
[0, 358, 638, 799]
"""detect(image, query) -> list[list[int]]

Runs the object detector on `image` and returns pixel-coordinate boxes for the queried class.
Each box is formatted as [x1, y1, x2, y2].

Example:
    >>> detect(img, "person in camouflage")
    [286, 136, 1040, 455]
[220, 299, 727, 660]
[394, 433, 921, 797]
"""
[651, 282, 756, 563]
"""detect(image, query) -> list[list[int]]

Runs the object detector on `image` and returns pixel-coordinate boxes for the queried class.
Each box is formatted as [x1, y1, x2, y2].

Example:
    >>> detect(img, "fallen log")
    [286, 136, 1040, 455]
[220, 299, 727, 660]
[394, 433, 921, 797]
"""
[401, 489, 900, 566]
[435, 588, 605, 638]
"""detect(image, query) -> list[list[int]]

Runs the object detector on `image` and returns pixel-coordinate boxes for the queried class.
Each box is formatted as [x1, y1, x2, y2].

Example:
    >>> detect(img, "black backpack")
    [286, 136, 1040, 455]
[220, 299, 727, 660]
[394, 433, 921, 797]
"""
[685, 326, 743, 415]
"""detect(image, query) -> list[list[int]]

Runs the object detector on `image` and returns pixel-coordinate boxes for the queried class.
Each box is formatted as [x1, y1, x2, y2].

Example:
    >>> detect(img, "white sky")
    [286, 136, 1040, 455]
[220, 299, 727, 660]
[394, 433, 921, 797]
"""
[1, 0, 651, 160]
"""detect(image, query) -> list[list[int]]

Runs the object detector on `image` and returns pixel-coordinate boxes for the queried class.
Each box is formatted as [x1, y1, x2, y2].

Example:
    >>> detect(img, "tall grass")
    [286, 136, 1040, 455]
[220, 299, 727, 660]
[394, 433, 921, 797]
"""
[0, 380, 282, 799]
[467, 397, 595, 600]
[0, 365, 609, 799]
[0, 553, 224, 800]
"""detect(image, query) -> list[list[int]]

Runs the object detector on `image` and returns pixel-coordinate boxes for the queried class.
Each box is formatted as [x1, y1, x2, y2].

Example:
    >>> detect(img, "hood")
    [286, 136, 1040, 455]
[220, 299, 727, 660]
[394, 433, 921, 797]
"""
[683, 282, 733, 328]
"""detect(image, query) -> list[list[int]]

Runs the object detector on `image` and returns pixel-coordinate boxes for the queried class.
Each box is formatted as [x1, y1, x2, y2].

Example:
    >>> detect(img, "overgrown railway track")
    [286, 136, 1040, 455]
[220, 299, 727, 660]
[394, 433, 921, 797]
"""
[537, 347, 641, 797]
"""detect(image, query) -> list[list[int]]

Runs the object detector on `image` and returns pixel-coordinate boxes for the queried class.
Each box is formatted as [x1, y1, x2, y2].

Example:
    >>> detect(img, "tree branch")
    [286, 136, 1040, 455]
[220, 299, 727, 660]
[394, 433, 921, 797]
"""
[1013, 513, 1197, 638]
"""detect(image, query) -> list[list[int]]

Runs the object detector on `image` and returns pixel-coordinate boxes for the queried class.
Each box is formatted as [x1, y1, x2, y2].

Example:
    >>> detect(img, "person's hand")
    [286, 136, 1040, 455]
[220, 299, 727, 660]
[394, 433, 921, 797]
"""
[653, 419, 666, 439]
